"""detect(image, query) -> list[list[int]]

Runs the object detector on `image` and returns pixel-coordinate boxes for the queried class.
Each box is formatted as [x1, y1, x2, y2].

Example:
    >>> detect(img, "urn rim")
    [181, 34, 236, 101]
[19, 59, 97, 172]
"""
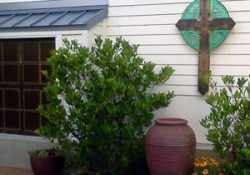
[155, 118, 188, 125]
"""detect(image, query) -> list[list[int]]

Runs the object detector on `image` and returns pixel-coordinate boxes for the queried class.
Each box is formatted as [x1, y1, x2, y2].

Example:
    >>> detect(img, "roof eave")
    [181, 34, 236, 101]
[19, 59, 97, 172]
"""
[0, 0, 109, 12]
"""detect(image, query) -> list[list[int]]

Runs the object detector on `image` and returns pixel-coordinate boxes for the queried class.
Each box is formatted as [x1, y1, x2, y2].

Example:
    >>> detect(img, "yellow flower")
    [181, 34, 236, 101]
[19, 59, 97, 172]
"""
[202, 169, 209, 175]
[210, 157, 216, 162]
[193, 155, 224, 175]
[200, 161, 208, 167]
[214, 162, 219, 167]
[194, 161, 200, 167]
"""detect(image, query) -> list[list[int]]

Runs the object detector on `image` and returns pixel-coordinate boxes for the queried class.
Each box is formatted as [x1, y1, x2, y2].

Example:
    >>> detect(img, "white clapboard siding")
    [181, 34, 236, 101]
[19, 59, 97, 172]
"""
[159, 81, 250, 98]
[152, 85, 200, 96]
[231, 11, 250, 23]
[165, 75, 248, 87]
[225, 33, 250, 44]
[212, 45, 250, 55]
[138, 45, 196, 55]
[155, 65, 198, 75]
[107, 25, 180, 36]
[107, 0, 250, 143]
[211, 55, 250, 66]
[211, 65, 250, 76]
[142, 54, 250, 66]
[107, 12, 250, 27]
[107, 15, 181, 26]
[166, 75, 198, 86]
[109, 0, 239, 7]
[109, 1, 250, 17]
[138, 44, 250, 55]
[106, 23, 248, 36]
[142, 55, 198, 65]
[233, 23, 250, 33]
[109, 0, 192, 6]
[109, 33, 250, 46]
[88, 21, 106, 46]
[108, 4, 188, 17]
[223, 1, 250, 12]
[152, 75, 250, 96]
[109, 35, 186, 45]
[155, 65, 250, 76]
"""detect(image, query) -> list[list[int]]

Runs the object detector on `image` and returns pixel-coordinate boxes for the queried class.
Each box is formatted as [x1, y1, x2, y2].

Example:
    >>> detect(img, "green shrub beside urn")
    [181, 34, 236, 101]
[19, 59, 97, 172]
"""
[37, 37, 174, 174]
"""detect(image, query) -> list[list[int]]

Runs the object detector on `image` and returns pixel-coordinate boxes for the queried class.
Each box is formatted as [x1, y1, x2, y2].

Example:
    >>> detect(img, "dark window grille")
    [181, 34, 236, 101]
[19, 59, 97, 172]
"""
[0, 38, 55, 135]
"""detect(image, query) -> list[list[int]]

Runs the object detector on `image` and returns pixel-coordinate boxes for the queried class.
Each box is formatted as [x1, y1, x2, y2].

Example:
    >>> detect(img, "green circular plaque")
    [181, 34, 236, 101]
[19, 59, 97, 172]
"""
[181, 0, 230, 50]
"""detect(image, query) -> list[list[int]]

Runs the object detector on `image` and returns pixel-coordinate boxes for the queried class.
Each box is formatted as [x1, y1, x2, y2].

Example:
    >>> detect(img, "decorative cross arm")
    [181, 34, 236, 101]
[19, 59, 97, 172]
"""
[176, 19, 201, 31]
[176, 18, 235, 32]
[209, 18, 235, 30]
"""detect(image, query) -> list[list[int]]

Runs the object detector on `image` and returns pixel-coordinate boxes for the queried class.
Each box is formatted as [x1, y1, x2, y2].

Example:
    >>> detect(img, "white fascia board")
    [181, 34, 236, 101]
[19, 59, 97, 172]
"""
[0, 30, 89, 48]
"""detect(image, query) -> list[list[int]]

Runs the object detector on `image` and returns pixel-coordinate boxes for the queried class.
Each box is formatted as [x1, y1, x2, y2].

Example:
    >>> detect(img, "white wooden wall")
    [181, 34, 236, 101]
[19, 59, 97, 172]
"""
[107, 0, 250, 147]
[0, 0, 249, 148]
[88, 21, 107, 46]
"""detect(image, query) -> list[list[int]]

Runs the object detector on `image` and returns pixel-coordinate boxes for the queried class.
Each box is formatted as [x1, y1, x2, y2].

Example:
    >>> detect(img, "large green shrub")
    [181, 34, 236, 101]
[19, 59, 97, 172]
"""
[201, 75, 250, 175]
[38, 37, 174, 174]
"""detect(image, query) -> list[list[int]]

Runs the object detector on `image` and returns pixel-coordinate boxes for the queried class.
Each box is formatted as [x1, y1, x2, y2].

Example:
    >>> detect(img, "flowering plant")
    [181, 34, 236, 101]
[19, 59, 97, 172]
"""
[200, 75, 250, 174]
[192, 155, 223, 175]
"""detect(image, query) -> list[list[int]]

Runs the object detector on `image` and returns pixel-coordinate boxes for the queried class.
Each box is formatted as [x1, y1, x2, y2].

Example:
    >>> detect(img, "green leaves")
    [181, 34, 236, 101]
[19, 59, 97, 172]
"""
[38, 36, 174, 174]
[201, 75, 250, 175]
[158, 65, 175, 83]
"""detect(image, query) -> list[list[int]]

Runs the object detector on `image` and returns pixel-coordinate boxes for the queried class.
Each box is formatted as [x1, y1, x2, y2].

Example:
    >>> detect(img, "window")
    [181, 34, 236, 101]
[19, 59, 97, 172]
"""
[0, 38, 55, 134]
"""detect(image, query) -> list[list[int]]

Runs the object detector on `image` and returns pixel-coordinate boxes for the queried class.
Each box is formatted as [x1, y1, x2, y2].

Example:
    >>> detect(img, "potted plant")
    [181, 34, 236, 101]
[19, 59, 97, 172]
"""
[37, 37, 175, 174]
[201, 75, 250, 175]
[29, 148, 64, 175]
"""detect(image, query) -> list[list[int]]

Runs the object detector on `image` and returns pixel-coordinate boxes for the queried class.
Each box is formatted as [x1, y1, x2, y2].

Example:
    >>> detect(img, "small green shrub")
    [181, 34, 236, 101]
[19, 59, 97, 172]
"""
[201, 75, 250, 175]
[29, 148, 60, 157]
[29, 149, 48, 157]
[37, 37, 174, 174]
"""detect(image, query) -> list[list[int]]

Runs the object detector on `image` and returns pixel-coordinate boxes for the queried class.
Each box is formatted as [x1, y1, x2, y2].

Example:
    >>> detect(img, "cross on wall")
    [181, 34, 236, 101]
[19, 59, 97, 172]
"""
[176, 0, 235, 95]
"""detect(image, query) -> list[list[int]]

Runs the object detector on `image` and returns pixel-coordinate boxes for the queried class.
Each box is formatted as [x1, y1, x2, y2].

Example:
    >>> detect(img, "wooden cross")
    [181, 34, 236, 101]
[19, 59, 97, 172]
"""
[176, 0, 235, 95]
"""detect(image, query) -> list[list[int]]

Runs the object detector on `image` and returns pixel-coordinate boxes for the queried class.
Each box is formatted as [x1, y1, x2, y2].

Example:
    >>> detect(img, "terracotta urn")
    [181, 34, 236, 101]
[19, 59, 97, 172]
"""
[145, 118, 196, 175]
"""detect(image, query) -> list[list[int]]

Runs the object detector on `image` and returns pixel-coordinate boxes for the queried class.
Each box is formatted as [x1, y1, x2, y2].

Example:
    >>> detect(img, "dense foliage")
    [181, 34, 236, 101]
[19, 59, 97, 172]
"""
[38, 37, 174, 174]
[201, 75, 250, 175]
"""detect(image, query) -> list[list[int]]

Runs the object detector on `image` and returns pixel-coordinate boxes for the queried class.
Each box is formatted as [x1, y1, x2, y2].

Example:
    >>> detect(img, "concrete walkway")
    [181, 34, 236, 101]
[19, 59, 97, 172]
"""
[0, 166, 33, 175]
